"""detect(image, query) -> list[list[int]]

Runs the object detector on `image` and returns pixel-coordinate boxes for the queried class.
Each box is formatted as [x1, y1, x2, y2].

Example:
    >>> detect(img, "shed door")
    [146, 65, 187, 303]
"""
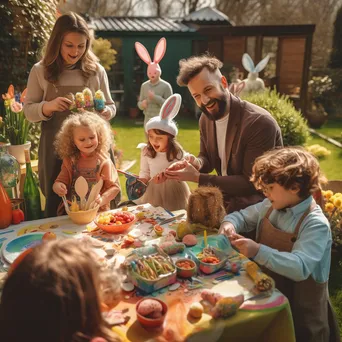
[223, 36, 246, 73]
[277, 37, 305, 95]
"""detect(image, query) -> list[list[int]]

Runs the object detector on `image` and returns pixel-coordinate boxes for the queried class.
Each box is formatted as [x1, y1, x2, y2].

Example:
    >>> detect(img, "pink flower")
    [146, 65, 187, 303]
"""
[10, 101, 23, 113]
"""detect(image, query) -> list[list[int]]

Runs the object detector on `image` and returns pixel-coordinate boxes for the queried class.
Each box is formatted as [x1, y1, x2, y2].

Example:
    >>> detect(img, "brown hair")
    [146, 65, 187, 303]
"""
[54, 111, 113, 160]
[0, 239, 121, 342]
[145, 129, 184, 162]
[42, 12, 98, 83]
[176, 54, 223, 86]
[250, 146, 327, 198]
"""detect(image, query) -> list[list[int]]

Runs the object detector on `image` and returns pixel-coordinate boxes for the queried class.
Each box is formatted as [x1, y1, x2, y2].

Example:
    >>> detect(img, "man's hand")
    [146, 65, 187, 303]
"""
[152, 172, 167, 184]
[231, 238, 260, 258]
[166, 160, 187, 172]
[185, 154, 201, 170]
[52, 182, 67, 197]
[165, 160, 200, 183]
[218, 222, 236, 237]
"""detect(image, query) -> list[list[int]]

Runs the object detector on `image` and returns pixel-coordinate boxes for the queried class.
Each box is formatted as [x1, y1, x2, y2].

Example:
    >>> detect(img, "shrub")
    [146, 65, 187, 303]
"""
[92, 38, 117, 71]
[305, 144, 331, 159]
[242, 89, 310, 146]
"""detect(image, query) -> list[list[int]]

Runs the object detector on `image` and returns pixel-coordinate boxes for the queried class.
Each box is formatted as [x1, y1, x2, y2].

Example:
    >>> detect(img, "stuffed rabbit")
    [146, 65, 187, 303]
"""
[135, 37, 173, 129]
[240, 53, 270, 95]
[229, 81, 245, 97]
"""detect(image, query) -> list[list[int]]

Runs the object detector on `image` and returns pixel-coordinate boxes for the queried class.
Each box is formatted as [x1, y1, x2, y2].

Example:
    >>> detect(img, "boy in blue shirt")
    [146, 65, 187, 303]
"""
[219, 147, 340, 342]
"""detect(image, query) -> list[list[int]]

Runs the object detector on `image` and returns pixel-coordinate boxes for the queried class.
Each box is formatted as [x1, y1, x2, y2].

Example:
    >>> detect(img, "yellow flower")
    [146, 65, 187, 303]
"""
[323, 190, 333, 200]
[333, 198, 342, 208]
[325, 202, 335, 213]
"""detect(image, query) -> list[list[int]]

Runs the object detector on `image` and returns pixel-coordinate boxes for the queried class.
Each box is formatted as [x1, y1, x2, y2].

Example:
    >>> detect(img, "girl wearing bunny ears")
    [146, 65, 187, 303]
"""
[137, 94, 191, 211]
[135, 37, 173, 130]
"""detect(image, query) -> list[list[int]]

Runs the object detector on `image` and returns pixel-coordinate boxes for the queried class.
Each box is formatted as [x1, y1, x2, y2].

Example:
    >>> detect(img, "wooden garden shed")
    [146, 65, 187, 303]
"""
[91, 7, 315, 116]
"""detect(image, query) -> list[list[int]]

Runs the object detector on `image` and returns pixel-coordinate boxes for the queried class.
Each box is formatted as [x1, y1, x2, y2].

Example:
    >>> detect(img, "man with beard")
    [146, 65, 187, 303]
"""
[165, 55, 283, 213]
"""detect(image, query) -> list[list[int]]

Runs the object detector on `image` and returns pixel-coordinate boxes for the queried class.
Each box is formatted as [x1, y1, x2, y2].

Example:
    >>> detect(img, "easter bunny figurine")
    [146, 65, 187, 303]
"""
[240, 53, 270, 95]
[135, 37, 173, 129]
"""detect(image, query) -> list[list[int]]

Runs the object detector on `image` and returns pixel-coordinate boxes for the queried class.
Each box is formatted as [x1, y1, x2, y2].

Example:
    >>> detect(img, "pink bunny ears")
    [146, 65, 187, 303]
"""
[145, 94, 181, 136]
[135, 37, 167, 74]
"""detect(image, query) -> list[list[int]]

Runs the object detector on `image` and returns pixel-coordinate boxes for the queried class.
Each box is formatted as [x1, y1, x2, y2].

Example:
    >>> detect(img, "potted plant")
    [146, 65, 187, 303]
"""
[1, 84, 31, 163]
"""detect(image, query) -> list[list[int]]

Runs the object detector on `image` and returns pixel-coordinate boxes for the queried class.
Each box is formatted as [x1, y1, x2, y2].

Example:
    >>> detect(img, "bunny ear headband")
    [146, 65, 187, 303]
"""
[135, 37, 167, 73]
[242, 53, 270, 73]
[145, 94, 182, 136]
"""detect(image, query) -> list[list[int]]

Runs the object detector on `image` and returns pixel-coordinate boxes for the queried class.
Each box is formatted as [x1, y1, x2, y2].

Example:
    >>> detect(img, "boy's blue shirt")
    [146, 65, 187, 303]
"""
[223, 196, 332, 283]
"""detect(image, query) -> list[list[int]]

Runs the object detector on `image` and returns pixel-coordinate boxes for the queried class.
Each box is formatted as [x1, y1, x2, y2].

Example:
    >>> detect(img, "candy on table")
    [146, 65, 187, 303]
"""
[189, 302, 204, 318]
[94, 89, 106, 111]
[201, 289, 223, 306]
[83, 87, 94, 108]
[182, 234, 197, 247]
[75, 92, 85, 108]
[159, 241, 185, 255]
[245, 261, 275, 292]
[210, 294, 244, 319]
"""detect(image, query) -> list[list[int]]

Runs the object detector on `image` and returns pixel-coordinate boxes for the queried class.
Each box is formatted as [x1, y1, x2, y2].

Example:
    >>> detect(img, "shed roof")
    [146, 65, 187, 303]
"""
[91, 16, 195, 32]
[183, 6, 233, 25]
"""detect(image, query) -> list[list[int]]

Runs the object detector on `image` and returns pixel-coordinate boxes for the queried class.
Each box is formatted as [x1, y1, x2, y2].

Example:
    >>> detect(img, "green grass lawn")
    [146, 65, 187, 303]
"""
[113, 116, 342, 335]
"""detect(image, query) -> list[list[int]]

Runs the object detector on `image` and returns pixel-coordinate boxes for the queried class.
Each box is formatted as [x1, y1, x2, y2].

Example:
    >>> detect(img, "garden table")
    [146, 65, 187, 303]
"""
[0, 204, 295, 342]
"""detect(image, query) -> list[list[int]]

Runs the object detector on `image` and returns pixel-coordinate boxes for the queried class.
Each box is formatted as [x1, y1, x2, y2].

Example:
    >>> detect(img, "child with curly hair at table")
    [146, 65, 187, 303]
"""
[219, 146, 340, 342]
[136, 94, 191, 211]
[0, 239, 122, 342]
[53, 111, 121, 215]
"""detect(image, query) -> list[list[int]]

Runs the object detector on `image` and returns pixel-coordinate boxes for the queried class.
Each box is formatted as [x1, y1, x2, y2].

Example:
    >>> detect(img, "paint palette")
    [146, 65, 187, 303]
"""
[1, 232, 61, 264]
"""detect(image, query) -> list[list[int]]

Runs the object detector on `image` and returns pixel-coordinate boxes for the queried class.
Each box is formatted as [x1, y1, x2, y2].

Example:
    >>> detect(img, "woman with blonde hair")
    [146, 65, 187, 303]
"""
[24, 12, 118, 217]
[0, 239, 122, 342]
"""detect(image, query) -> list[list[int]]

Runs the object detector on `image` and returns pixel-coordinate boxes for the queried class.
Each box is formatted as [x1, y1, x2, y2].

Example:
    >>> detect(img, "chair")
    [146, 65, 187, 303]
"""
[322, 180, 342, 193]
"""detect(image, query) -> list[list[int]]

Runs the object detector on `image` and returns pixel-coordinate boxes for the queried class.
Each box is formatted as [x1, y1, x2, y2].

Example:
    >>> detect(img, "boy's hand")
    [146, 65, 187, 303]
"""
[231, 238, 260, 258]
[218, 222, 236, 237]
[141, 100, 148, 109]
[53, 182, 67, 197]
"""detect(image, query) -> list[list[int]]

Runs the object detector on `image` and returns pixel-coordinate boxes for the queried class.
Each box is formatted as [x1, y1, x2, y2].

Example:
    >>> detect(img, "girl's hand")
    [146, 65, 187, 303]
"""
[166, 160, 187, 172]
[43, 97, 72, 116]
[98, 106, 111, 120]
[138, 178, 149, 186]
[152, 172, 167, 184]
[52, 182, 67, 197]
[95, 194, 103, 207]
[218, 222, 236, 237]
[231, 238, 260, 258]
[185, 154, 201, 170]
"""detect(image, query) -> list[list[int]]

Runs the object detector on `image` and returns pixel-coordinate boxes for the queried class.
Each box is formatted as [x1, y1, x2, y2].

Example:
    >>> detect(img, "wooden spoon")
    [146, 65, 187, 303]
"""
[85, 178, 103, 210]
[74, 176, 88, 210]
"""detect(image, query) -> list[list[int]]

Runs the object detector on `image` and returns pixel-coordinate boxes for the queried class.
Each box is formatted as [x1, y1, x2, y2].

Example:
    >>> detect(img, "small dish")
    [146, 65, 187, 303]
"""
[136, 298, 168, 329]
[153, 224, 164, 237]
[175, 258, 197, 278]
[67, 206, 99, 225]
[95, 211, 136, 233]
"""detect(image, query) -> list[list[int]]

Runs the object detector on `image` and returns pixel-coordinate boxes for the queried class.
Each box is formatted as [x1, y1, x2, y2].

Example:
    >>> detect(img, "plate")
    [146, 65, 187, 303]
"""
[1, 232, 61, 264]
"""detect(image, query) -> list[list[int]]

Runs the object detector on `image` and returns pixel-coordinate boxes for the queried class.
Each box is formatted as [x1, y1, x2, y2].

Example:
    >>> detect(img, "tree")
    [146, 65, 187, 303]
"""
[330, 6, 342, 68]
[92, 38, 117, 71]
[0, 0, 58, 94]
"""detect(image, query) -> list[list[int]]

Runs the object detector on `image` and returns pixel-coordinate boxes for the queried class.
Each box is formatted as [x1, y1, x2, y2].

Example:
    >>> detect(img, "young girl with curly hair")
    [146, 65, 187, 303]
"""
[0, 239, 122, 342]
[219, 146, 340, 341]
[53, 112, 120, 215]
[24, 12, 117, 217]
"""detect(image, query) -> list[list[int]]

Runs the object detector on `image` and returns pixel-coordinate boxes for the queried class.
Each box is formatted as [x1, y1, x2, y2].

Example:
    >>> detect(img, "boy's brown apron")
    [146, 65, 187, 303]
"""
[256, 201, 340, 342]
[39, 71, 120, 218]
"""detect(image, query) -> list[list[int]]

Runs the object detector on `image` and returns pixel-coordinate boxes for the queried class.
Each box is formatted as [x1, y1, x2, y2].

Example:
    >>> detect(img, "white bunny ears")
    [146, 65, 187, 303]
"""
[135, 37, 167, 74]
[145, 94, 181, 136]
[242, 53, 270, 73]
